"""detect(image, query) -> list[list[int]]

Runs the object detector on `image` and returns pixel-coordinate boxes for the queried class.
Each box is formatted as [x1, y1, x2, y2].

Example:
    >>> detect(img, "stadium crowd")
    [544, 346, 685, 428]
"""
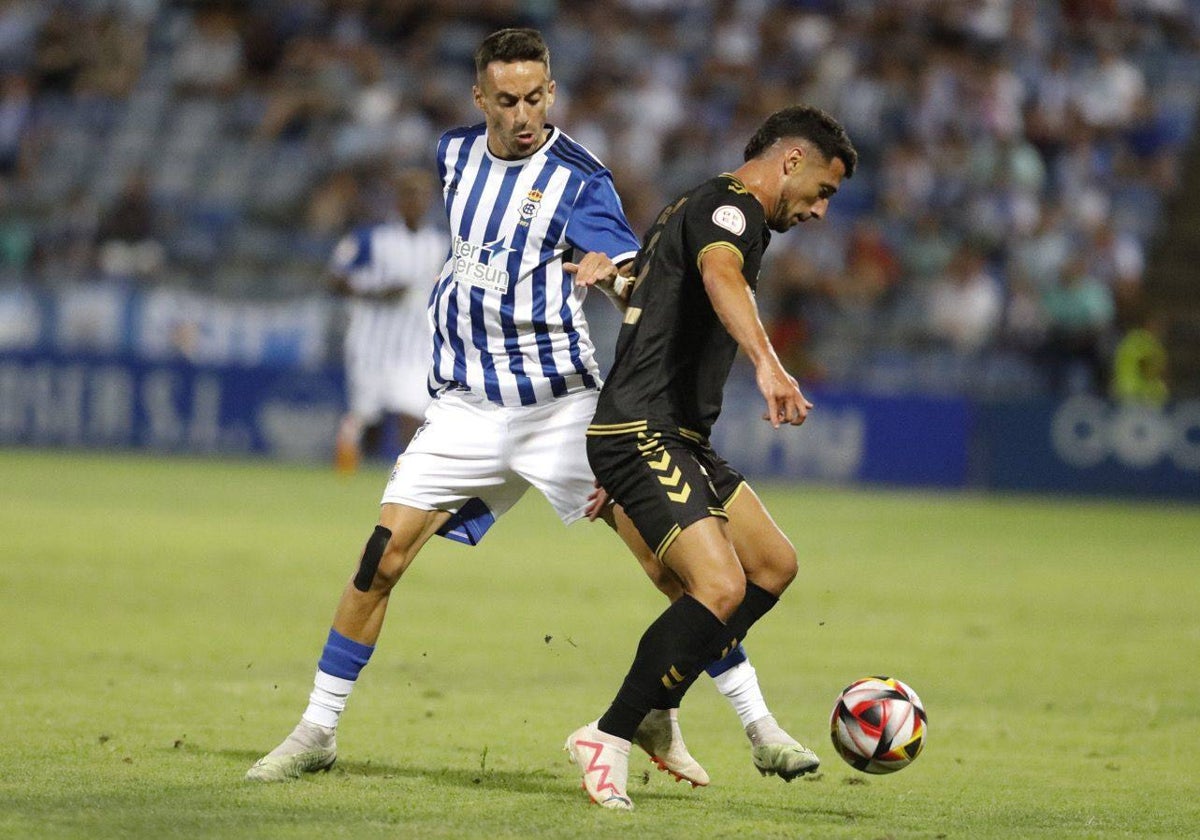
[1, 0, 1197, 398]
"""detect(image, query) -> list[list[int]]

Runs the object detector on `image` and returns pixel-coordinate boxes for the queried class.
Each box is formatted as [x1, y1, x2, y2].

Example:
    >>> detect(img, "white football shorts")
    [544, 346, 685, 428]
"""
[379, 388, 598, 545]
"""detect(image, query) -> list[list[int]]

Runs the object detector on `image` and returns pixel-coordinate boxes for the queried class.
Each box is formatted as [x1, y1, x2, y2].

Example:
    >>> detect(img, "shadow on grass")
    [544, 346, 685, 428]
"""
[215, 746, 867, 819]
[219, 747, 689, 800]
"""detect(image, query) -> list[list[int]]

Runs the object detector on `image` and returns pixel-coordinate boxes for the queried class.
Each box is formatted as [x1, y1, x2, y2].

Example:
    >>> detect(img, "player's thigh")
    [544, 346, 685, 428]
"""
[724, 483, 798, 594]
[606, 502, 685, 601]
[659, 517, 745, 620]
[510, 390, 599, 524]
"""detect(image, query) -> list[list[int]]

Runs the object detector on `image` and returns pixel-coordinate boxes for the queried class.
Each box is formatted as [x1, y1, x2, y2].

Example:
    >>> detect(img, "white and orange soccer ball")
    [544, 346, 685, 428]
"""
[830, 676, 927, 774]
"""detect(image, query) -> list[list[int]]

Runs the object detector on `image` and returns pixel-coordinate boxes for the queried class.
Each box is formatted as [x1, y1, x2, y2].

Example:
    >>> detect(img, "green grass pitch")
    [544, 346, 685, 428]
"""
[1, 448, 1197, 839]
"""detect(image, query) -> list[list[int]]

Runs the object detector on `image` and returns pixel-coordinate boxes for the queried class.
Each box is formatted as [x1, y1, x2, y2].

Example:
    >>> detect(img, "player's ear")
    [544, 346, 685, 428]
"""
[472, 84, 485, 112]
[546, 78, 556, 109]
[785, 144, 805, 175]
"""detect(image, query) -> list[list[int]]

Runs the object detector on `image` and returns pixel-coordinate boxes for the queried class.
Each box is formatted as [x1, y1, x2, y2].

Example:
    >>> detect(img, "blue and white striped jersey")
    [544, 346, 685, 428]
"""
[330, 220, 447, 397]
[431, 123, 640, 406]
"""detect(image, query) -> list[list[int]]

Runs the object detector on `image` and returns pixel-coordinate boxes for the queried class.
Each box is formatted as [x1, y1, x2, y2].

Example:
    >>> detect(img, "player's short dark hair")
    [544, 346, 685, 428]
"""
[743, 105, 857, 177]
[475, 28, 550, 76]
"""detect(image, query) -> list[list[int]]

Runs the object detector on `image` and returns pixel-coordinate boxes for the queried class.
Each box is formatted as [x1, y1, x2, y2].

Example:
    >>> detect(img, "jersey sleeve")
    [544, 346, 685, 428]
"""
[563, 170, 641, 264]
[329, 228, 372, 277]
[684, 185, 762, 270]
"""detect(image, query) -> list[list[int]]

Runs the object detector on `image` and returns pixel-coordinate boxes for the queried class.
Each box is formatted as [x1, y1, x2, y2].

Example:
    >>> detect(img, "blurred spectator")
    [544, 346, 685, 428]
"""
[898, 212, 957, 285]
[1040, 253, 1115, 393]
[0, 71, 31, 175]
[1001, 271, 1050, 354]
[254, 35, 339, 141]
[32, 185, 98, 282]
[1110, 312, 1169, 406]
[1086, 219, 1145, 325]
[95, 172, 164, 280]
[0, 0, 1195, 401]
[31, 5, 86, 94]
[172, 7, 244, 98]
[1074, 43, 1145, 131]
[0, 178, 31, 275]
[74, 13, 148, 100]
[0, 1, 46, 74]
[925, 244, 1004, 352]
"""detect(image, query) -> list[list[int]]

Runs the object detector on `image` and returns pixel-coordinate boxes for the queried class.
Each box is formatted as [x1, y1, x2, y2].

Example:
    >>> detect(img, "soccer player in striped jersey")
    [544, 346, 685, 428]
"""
[247, 27, 796, 790]
[330, 168, 446, 473]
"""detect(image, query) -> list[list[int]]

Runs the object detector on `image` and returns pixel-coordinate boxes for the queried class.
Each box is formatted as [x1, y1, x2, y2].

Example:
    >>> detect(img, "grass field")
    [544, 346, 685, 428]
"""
[1, 448, 1197, 839]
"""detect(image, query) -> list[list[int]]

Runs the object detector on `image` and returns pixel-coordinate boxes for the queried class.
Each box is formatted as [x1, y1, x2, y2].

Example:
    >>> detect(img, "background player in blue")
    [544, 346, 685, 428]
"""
[567, 106, 858, 809]
[247, 27, 801, 787]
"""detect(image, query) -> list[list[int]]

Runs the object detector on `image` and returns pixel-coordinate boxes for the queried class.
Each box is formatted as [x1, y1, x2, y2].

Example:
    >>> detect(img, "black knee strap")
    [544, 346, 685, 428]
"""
[353, 525, 392, 592]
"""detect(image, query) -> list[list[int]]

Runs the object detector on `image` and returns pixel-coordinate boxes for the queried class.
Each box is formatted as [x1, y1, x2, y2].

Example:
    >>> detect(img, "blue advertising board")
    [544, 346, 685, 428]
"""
[710, 376, 973, 488]
[0, 351, 344, 460]
[975, 395, 1200, 499]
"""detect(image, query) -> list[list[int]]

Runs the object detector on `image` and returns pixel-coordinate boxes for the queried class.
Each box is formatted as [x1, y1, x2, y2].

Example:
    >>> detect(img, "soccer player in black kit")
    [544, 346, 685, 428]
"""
[566, 105, 857, 810]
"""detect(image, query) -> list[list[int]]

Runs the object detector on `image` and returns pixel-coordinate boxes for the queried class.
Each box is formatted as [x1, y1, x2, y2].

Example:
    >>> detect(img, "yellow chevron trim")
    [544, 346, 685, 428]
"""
[667, 483, 692, 504]
[678, 427, 704, 443]
[707, 507, 728, 518]
[657, 466, 682, 487]
[696, 241, 744, 270]
[647, 451, 671, 471]
[660, 665, 685, 689]
[623, 306, 642, 325]
[655, 524, 681, 559]
[636, 432, 662, 452]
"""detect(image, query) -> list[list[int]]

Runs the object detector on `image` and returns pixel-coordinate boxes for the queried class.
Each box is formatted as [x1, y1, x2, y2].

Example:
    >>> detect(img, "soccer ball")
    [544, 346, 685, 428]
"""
[830, 676, 927, 774]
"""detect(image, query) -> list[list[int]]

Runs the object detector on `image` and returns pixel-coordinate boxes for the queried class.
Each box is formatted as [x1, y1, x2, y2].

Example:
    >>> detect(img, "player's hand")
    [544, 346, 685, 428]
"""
[564, 252, 619, 289]
[585, 480, 613, 521]
[756, 364, 812, 428]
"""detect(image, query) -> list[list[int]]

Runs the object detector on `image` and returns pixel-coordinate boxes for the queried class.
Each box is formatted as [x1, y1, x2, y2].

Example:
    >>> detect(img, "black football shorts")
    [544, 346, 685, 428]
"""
[586, 427, 747, 559]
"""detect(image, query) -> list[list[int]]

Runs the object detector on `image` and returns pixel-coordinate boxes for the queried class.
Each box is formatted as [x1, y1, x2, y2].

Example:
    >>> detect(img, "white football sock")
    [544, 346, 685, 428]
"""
[301, 669, 356, 729]
[712, 660, 771, 728]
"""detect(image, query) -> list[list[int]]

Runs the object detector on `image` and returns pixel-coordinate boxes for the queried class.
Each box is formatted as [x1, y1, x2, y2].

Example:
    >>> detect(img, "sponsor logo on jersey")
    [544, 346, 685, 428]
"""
[712, 205, 746, 235]
[451, 235, 512, 293]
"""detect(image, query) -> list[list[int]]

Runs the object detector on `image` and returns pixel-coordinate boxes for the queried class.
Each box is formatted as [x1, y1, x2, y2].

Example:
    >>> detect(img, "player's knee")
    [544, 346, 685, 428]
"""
[753, 539, 798, 594]
[352, 525, 405, 592]
[697, 568, 746, 622]
[775, 544, 799, 589]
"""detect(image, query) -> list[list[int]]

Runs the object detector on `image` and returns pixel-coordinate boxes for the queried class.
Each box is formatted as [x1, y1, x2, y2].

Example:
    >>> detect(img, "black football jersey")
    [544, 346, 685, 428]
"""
[593, 174, 770, 437]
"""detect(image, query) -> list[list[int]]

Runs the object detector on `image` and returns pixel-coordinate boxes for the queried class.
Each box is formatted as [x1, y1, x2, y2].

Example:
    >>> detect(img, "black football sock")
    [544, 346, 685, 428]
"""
[658, 582, 780, 708]
[597, 595, 726, 741]
[723, 581, 778, 648]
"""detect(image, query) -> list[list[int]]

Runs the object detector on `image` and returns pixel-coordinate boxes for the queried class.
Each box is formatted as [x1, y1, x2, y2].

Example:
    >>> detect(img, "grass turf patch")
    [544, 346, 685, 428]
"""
[2, 448, 1197, 838]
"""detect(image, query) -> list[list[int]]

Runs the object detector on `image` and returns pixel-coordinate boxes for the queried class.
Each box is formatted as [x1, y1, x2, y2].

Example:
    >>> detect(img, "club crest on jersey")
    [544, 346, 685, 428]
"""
[712, 205, 746, 235]
[517, 188, 543, 226]
[451, 235, 512, 293]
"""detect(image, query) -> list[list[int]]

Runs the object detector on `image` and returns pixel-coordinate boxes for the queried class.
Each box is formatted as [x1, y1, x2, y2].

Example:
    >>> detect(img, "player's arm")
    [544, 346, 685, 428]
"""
[699, 246, 812, 428]
[562, 170, 641, 312]
[564, 254, 636, 312]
